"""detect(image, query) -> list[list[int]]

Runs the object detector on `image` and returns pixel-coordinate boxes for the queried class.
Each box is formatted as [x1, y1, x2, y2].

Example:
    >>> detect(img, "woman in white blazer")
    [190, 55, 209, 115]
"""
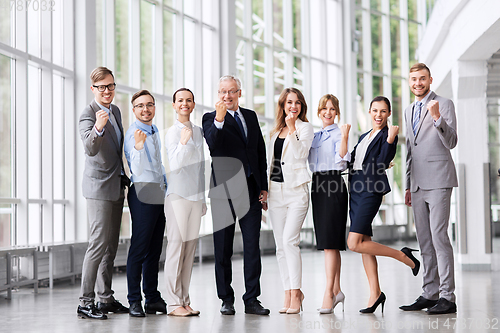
[268, 87, 314, 314]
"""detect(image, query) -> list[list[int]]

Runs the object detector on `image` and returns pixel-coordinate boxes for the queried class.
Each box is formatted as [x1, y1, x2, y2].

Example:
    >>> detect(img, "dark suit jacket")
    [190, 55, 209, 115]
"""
[202, 107, 268, 195]
[348, 126, 397, 195]
[79, 100, 126, 201]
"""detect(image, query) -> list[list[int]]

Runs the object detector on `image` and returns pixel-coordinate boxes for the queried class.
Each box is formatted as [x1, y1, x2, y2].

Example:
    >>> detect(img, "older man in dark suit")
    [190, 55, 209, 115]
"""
[77, 67, 129, 319]
[202, 75, 269, 315]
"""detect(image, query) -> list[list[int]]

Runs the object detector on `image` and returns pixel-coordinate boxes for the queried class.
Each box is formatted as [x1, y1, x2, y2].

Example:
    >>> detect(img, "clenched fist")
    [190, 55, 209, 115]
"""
[387, 125, 399, 144]
[95, 110, 109, 132]
[215, 100, 227, 122]
[340, 124, 351, 138]
[427, 100, 440, 121]
[134, 129, 147, 150]
[285, 112, 298, 133]
[180, 127, 193, 145]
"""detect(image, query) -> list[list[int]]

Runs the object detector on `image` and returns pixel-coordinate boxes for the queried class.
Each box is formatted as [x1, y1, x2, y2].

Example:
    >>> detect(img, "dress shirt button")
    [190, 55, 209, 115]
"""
[415, 143, 418, 146]
[281, 162, 285, 165]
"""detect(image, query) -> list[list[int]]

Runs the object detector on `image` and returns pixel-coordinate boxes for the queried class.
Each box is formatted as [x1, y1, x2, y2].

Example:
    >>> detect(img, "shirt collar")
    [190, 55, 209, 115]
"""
[135, 119, 154, 135]
[227, 107, 241, 116]
[175, 119, 191, 129]
[415, 90, 433, 106]
[95, 99, 111, 112]
[322, 123, 338, 132]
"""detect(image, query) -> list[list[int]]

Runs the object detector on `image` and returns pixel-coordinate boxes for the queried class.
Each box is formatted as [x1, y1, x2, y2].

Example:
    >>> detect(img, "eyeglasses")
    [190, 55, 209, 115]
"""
[133, 103, 156, 110]
[92, 83, 116, 92]
[218, 89, 240, 95]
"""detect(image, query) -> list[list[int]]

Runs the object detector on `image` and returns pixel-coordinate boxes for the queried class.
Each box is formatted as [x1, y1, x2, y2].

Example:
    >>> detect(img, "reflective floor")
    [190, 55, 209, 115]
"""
[1, 241, 500, 333]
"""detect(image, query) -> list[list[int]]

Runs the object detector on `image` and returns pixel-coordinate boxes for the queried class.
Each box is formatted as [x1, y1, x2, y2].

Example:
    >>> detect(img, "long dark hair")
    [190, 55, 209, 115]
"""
[173, 88, 195, 103]
[369, 96, 391, 112]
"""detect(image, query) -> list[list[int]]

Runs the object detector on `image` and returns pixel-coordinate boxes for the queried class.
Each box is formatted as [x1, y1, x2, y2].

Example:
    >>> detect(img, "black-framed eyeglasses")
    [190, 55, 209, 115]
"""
[92, 83, 116, 92]
[133, 103, 156, 110]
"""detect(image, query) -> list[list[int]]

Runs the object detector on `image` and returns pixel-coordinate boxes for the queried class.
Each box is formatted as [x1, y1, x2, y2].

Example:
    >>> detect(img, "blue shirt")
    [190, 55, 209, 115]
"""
[124, 120, 167, 186]
[308, 124, 350, 173]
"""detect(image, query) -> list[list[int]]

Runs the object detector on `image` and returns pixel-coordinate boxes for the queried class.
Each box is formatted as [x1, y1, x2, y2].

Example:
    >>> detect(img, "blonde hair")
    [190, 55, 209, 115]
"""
[317, 94, 340, 122]
[90, 67, 114, 85]
[271, 87, 309, 136]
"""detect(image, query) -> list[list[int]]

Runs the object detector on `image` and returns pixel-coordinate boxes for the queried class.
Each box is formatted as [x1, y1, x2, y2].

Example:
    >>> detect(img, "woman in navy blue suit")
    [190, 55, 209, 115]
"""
[346, 96, 420, 314]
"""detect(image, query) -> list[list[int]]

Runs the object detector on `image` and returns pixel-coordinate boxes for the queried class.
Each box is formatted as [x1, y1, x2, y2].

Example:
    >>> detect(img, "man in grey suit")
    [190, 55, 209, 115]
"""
[400, 63, 458, 314]
[77, 67, 129, 319]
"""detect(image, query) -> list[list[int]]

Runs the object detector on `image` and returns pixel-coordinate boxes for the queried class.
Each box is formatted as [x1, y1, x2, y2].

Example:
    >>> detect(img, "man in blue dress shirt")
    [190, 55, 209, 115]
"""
[124, 90, 168, 317]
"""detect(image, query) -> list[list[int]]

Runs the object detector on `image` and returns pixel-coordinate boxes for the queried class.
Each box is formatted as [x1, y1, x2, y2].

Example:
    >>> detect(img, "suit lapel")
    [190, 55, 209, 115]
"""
[414, 91, 435, 140]
[225, 111, 246, 144]
[91, 100, 120, 150]
[363, 127, 385, 164]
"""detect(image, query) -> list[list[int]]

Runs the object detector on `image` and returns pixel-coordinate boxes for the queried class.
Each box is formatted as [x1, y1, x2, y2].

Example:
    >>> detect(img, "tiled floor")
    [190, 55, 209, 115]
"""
[1, 241, 500, 332]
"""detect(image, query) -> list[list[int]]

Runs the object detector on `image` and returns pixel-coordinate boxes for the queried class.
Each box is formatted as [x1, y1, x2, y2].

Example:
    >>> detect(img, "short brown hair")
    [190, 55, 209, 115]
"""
[90, 67, 114, 85]
[131, 90, 155, 105]
[317, 94, 341, 122]
[410, 63, 431, 77]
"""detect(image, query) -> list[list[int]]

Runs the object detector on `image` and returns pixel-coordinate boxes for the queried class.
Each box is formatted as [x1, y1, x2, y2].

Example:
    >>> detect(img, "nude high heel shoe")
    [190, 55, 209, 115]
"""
[287, 291, 304, 314]
[333, 291, 345, 312]
[318, 294, 335, 314]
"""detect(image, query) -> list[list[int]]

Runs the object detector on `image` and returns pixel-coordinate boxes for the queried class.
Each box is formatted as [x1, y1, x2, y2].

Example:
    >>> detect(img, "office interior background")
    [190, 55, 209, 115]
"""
[0, 0, 500, 293]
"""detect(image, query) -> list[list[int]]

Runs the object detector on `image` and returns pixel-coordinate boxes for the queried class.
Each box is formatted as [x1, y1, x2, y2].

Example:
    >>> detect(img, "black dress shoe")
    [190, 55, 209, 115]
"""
[97, 299, 129, 314]
[244, 299, 270, 315]
[77, 304, 107, 320]
[220, 300, 236, 315]
[359, 292, 386, 314]
[129, 302, 145, 317]
[401, 247, 420, 276]
[426, 298, 457, 315]
[145, 299, 167, 314]
[400, 296, 438, 311]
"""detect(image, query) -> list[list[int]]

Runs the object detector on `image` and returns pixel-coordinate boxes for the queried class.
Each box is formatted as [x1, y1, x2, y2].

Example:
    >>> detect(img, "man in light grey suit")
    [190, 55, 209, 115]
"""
[77, 67, 129, 319]
[400, 63, 458, 315]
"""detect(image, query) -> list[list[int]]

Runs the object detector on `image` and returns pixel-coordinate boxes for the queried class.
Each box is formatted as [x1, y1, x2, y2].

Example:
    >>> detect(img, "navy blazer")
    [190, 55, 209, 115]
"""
[348, 126, 397, 195]
[202, 107, 268, 193]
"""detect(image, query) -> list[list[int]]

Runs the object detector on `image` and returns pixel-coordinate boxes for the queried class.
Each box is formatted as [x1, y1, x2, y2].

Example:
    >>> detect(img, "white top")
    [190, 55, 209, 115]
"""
[213, 107, 248, 137]
[353, 129, 381, 171]
[165, 120, 206, 202]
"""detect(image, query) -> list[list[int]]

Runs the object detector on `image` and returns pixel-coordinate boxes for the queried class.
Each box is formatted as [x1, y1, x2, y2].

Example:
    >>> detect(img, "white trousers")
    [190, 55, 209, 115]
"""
[164, 194, 202, 313]
[268, 181, 309, 290]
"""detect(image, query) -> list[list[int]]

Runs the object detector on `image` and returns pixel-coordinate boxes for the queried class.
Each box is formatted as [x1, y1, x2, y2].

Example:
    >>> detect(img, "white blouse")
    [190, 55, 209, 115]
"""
[165, 120, 205, 202]
[353, 129, 381, 171]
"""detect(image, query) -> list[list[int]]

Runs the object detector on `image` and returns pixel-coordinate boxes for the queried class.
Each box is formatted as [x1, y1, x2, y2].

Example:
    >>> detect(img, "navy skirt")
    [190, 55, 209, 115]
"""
[348, 191, 383, 237]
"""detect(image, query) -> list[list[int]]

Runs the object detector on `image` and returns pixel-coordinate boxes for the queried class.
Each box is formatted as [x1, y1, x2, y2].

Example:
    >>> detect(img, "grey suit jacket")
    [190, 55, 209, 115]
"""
[405, 91, 458, 192]
[79, 100, 125, 201]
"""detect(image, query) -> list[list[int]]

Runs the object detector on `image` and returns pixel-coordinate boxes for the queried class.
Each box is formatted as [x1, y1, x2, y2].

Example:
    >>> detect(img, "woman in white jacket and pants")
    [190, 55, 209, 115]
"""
[268, 87, 314, 314]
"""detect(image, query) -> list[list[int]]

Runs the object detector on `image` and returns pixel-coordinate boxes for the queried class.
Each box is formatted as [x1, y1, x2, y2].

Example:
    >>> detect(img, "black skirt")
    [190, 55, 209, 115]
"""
[311, 170, 348, 250]
[349, 191, 383, 237]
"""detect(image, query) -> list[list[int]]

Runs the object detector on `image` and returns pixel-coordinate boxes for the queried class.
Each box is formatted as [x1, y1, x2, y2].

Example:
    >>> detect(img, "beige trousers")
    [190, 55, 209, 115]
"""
[164, 194, 202, 313]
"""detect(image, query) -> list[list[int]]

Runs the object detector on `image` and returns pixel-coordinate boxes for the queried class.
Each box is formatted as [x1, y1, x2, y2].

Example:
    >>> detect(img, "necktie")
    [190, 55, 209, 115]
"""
[412, 101, 423, 136]
[233, 112, 247, 143]
[108, 109, 121, 144]
[311, 128, 331, 149]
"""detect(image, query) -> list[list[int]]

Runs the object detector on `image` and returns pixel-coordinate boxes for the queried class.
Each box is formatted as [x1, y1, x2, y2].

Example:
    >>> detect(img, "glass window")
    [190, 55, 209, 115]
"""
[52, 0, 63, 66]
[390, 0, 400, 16]
[293, 56, 303, 89]
[236, 39, 246, 102]
[408, 22, 419, 63]
[28, 65, 41, 200]
[203, 27, 214, 107]
[183, 0, 196, 18]
[390, 18, 401, 77]
[253, 45, 266, 115]
[28, 204, 41, 244]
[328, 64, 340, 98]
[0, 2, 10, 45]
[309, 0, 322, 59]
[202, 0, 214, 26]
[164, 10, 175, 95]
[53, 204, 65, 242]
[273, 0, 284, 48]
[371, 14, 383, 73]
[0, 204, 11, 248]
[274, 51, 285, 100]
[141, 0, 154, 90]
[356, 10, 363, 68]
[96, 0, 104, 65]
[311, 60, 323, 114]
[326, 0, 341, 64]
[0, 55, 12, 199]
[53, 75, 64, 200]
[371, 0, 381, 11]
[408, 0, 418, 22]
[236, 0, 244, 36]
[116, 0, 129, 85]
[184, 18, 196, 92]
[252, 0, 265, 42]
[373, 75, 383, 97]
[27, 6, 41, 57]
[292, 0, 301, 52]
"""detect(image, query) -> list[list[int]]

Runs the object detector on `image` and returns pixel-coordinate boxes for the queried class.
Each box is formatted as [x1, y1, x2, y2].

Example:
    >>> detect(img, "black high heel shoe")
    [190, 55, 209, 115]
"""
[401, 247, 420, 276]
[359, 292, 386, 314]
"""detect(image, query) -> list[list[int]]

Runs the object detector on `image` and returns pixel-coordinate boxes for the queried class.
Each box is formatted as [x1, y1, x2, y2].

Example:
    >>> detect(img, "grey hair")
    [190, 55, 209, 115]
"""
[219, 75, 242, 90]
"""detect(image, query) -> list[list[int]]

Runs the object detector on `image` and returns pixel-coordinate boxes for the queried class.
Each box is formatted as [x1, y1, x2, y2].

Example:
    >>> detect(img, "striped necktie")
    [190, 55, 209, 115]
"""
[412, 101, 423, 136]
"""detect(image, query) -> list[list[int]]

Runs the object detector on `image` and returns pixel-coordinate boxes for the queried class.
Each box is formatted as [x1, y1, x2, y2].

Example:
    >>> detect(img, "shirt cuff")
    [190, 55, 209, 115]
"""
[433, 116, 442, 127]
[94, 126, 104, 136]
[214, 119, 224, 129]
